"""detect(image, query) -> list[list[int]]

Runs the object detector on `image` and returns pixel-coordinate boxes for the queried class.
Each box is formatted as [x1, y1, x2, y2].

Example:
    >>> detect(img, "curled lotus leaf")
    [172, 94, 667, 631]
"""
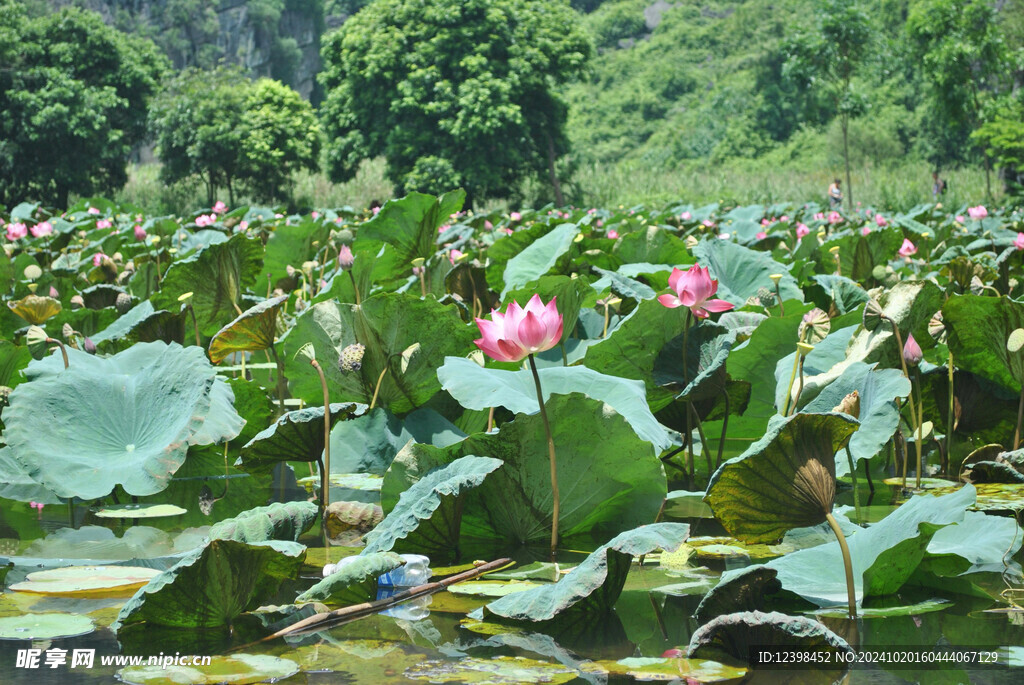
[687, 611, 852, 666]
[693, 566, 783, 625]
[235, 403, 366, 472]
[208, 294, 289, 363]
[8, 294, 61, 325]
[705, 412, 860, 544]
[208, 501, 320, 544]
[296, 552, 404, 606]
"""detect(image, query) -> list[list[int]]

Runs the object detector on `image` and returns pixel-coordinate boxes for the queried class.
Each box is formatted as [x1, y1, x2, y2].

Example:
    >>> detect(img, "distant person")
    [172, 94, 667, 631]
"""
[828, 179, 843, 210]
[932, 171, 947, 198]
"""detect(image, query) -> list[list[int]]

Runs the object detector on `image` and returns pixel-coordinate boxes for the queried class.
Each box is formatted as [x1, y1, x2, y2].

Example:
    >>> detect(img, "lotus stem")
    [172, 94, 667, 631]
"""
[795, 354, 808, 413]
[845, 446, 861, 522]
[1015, 385, 1024, 452]
[774, 282, 785, 316]
[268, 345, 286, 412]
[688, 402, 713, 480]
[891, 322, 921, 487]
[418, 268, 427, 298]
[559, 342, 567, 366]
[717, 387, 730, 469]
[946, 349, 954, 474]
[267, 273, 272, 299]
[46, 338, 69, 369]
[347, 270, 361, 305]
[602, 301, 611, 338]
[914, 369, 924, 489]
[528, 353, 560, 558]
[782, 352, 801, 416]
[825, 511, 857, 619]
[863, 458, 874, 494]
[487, 406, 495, 432]
[310, 359, 331, 513]
[186, 303, 200, 346]
[684, 404, 695, 483]
[369, 365, 389, 410]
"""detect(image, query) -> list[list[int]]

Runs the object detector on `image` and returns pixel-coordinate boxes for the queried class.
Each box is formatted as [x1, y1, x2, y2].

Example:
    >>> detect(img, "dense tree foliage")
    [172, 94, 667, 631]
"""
[318, 0, 591, 205]
[150, 67, 320, 205]
[0, 1, 167, 207]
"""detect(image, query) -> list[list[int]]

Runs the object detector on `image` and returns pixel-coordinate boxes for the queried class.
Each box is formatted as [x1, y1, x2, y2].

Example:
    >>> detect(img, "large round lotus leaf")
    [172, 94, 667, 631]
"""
[0, 446, 62, 504]
[208, 294, 289, 363]
[118, 654, 299, 685]
[448, 581, 543, 598]
[705, 412, 860, 544]
[94, 504, 187, 519]
[236, 403, 365, 472]
[90, 301, 187, 352]
[693, 238, 804, 306]
[10, 565, 161, 597]
[0, 612, 94, 639]
[0, 340, 32, 392]
[4, 343, 238, 498]
[944, 295, 1024, 392]
[7, 294, 61, 324]
[151, 233, 264, 336]
[687, 610, 852, 665]
[404, 656, 576, 684]
[359, 190, 465, 266]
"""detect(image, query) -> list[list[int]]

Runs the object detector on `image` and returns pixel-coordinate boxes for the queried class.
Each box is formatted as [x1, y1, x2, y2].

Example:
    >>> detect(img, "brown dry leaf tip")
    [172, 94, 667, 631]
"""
[832, 391, 861, 420]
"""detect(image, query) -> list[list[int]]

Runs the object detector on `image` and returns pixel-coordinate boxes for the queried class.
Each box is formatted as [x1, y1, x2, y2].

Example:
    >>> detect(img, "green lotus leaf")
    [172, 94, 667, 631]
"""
[0, 446, 62, 504]
[445, 262, 499, 315]
[363, 455, 503, 557]
[582, 297, 694, 412]
[0, 340, 31, 392]
[383, 394, 667, 545]
[4, 343, 241, 499]
[504, 274, 596, 345]
[612, 225, 692, 267]
[118, 654, 299, 685]
[90, 301, 187, 352]
[225, 377, 277, 445]
[822, 228, 904, 282]
[485, 221, 561, 291]
[208, 294, 288, 363]
[296, 552, 405, 606]
[687, 611, 852, 665]
[944, 294, 1024, 392]
[693, 239, 803, 306]
[236, 403, 365, 473]
[965, 460, 1024, 483]
[501, 223, 579, 297]
[693, 566, 782, 625]
[359, 190, 465, 266]
[804, 362, 911, 473]
[924, 510, 1023, 575]
[329, 406, 466, 475]
[705, 412, 860, 544]
[152, 233, 264, 336]
[766, 485, 977, 606]
[772, 324, 857, 412]
[7, 294, 61, 325]
[809, 598, 952, 619]
[80, 284, 126, 310]
[653, 322, 738, 403]
[437, 357, 672, 451]
[590, 266, 657, 301]
[808, 274, 870, 314]
[473, 523, 689, 624]
[0, 612, 95, 640]
[208, 501, 319, 544]
[262, 217, 332, 288]
[9, 565, 162, 597]
[280, 292, 476, 413]
[113, 538, 306, 631]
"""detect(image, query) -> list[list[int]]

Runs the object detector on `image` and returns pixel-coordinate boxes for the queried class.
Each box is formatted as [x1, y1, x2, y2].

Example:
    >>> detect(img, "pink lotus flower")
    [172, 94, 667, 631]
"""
[955, 215, 965, 223]
[658, 265, 735, 319]
[967, 205, 988, 220]
[903, 333, 923, 366]
[49, 286, 59, 298]
[372, 206, 381, 215]
[438, 224, 451, 234]
[92, 253, 106, 267]
[680, 211, 692, 221]
[195, 214, 217, 227]
[30, 221, 53, 238]
[510, 211, 522, 222]
[1015, 233, 1024, 251]
[134, 225, 146, 241]
[761, 218, 771, 226]
[339, 244, 355, 270]
[448, 248, 464, 264]
[702, 219, 715, 228]
[30, 501, 44, 516]
[213, 201, 227, 214]
[796, 223, 810, 239]
[814, 212, 825, 220]
[474, 294, 563, 363]
[780, 215, 789, 222]
[6, 222, 27, 240]
[828, 211, 842, 224]
[756, 231, 767, 240]
[499, 227, 513, 235]
[861, 226, 871, 236]
[87, 207, 100, 215]
[96, 219, 112, 230]
[595, 219, 604, 228]
[607, 229, 619, 239]
[898, 239, 917, 258]
[238, 220, 249, 232]
[875, 214, 887, 227]
[311, 210, 319, 219]
[484, 220, 493, 230]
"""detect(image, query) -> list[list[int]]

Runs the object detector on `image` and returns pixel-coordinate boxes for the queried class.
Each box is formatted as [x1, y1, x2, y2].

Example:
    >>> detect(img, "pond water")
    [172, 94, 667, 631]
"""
[1, 467, 1022, 685]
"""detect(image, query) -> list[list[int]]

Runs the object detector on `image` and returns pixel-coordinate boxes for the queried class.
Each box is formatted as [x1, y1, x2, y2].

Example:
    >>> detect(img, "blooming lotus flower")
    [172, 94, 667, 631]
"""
[955, 215, 965, 223]
[903, 333, 923, 367]
[796, 223, 810, 239]
[761, 218, 770, 226]
[828, 211, 842, 224]
[134, 224, 146, 241]
[311, 210, 319, 219]
[96, 219, 112, 229]
[510, 211, 522, 222]
[861, 225, 871, 236]
[87, 207, 100, 215]
[372, 206, 381, 215]
[756, 231, 767, 240]
[681, 211, 692, 220]
[1015, 233, 1024, 251]
[780, 215, 789, 222]
[718, 232, 730, 240]
[92, 252, 106, 267]
[814, 212, 825, 220]
[30, 221, 52, 238]
[238, 220, 249, 232]
[658, 264, 735, 319]
[875, 214, 887, 227]
[474, 294, 563, 363]
[213, 201, 227, 214]
[607, 229, 619, 239]
[968, 205, 988, 220]
[595, 219, 603, 228]
[448, 248, 464, 264]
[898, 239, 917, 258]
[484, 220, 493, 230]
[6, 222, 27, 240]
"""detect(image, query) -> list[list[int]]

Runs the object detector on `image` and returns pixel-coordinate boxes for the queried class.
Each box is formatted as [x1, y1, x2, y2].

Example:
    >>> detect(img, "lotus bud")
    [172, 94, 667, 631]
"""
[70, 294, 85, 310]
[768, 274, 783, 286]
[338, 343, 366, 372]
[23, 264, 42, 280]
[862, 298, 886, 332]
[115, 292, 132, 314]
[83, 337, 96, 354]
[799, 308, 831, 344]
[832, 390, 861, 419]
[26, 325, 48, 347]
[62, 323, 74, 341]
[756, 287, 775, 308]
[49, 286, 58, 299]
[339, 244, 355, 271]
[903, 333, 923, 367]
[286, 265, 296, 278]
[1008, 328, 1024, 354]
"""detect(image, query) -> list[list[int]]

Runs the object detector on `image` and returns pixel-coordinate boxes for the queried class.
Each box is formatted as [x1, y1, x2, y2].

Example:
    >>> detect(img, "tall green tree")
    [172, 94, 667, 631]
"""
[318, 0, 591, 206]
[783, 0, 873, 210]
[0, 2, 168, 207]
[150, 68, 320, 205]
[906, 0, 1009, 198]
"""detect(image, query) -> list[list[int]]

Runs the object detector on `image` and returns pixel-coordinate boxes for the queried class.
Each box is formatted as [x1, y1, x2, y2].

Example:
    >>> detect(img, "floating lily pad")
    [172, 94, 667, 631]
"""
[689, 537, 788, 562]
[94, 504, 187, 519]
[0, 612, 94, 639]
[910, 483, 1024, 512]
[10, 566, 161, 597]
[117, 654, 299, 685]
[297, 472, 384, 492]
[486, 563, 567, 582]
[404, 656, 576, 684]
[882, 477, 954, 489]
[808, 597, 952, 619]
[688, 610, 852, 665]
[448, 581, 544, 598]
[580, 656, 747, 682]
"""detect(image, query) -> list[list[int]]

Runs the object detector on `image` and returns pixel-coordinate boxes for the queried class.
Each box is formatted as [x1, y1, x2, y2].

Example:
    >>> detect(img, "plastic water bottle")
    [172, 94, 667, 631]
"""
[377, 554, 431, 588]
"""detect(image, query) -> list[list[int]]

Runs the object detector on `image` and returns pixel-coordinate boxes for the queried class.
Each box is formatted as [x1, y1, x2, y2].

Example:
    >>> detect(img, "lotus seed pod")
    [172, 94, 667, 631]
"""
[23, 264, 42, 280]
[862, 298, 886, 332]
[62, 323, 74, 341]
[756, 287, 775, 308]
[799, 308, 831, 344]
[1008, 328, 1024, 354]
[335, 228, 354, 245]
[115, 292, 132, 314]
[70, 294, 85, 310]
[796, 342, 815, 357]
[769, 273, 783, 285]
[338, 343, 366, 373]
